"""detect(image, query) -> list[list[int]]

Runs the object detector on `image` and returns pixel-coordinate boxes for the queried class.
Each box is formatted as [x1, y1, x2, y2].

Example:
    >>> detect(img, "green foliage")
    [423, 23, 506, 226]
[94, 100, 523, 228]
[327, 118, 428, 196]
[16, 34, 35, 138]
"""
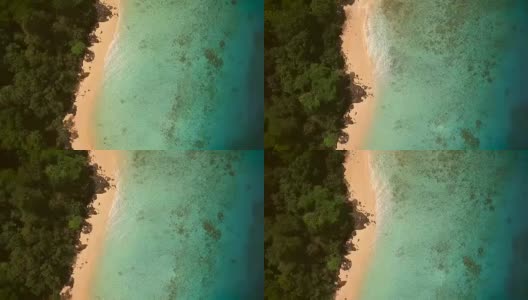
[0, 0, 97, 149]
[326, 254, 342, 273]
[68, 215, 84, 231]
[52, 0, 83, 11]
[0, 149, 95, 299]
[264, 5, 357, 295]
[0, 1, 98, 299]
[265, 151, 354, 299]
[45, 152, 85, 187]
[265, 0, 353, 150]
[70, 40, 86, 56]
[323, 133, 339, 148]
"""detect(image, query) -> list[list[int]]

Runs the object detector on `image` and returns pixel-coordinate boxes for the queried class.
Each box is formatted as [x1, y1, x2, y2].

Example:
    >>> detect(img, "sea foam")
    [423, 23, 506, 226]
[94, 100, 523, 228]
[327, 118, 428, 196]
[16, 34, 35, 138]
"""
[365, 3, 392, 81]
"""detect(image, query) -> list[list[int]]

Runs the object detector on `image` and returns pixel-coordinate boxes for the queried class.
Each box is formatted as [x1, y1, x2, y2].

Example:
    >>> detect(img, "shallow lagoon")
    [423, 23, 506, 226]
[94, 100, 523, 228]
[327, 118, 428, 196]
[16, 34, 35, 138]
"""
[94, 0, 263, 150]
[92, 151, 263, 299]
[365, 0, 528, 149]
[362, 151, 528, 298]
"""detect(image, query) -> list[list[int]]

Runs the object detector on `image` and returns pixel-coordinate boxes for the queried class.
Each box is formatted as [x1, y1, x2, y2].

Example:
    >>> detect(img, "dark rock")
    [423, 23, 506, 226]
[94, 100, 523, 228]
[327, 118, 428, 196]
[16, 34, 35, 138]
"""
[338, 132, 349, 144]
[351, 84, 367, 103]
[336, 280, 347, 289]
[352, 210, 369, 230]
[75, 243, 88, 252]
[81, 222, 93, 234]
[91, 164, 110, 194]
[95, 1, 113, 22]
[341, 258, 352, 270]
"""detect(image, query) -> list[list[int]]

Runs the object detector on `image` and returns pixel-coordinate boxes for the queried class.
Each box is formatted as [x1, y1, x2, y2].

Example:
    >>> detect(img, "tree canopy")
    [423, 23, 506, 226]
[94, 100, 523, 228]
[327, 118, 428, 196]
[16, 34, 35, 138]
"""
[0, 1, 98, 298]
[0, 0, 96, 150]
[0, 149, 96, 299]
[264, 2, 358, 296]
[265, 0, 356, 150]
[265, 151, 354, 299]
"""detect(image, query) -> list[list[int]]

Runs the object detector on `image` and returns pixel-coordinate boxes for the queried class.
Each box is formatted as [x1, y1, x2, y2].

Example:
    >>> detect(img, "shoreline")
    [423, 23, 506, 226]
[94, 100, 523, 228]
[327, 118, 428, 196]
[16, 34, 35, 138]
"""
[335, 151, 377, 300]
[61, 1, 121, 298]
[65, 0, 121, 150]
[64, 151, 121, 300]
[337, 0, 377, 150]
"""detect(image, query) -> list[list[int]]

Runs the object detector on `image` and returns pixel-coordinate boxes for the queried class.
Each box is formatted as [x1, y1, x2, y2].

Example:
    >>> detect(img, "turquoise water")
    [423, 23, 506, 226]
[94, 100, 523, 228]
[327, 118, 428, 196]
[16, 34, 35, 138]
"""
[95, 0, 263, 150]
[361, 151, 528, 299]
[92, 151, 263, 299]
[89, 2, 264, 297]
[365, 0, 528, 149]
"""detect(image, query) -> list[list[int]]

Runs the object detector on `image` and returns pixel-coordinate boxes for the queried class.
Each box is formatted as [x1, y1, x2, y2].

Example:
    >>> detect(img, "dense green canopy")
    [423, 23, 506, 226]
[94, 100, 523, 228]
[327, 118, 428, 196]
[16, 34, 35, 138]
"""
[0, 1, 97, 299]
[265, 0, 354, 150]
[0, 149, 96, 299]
[265, 1, 357, 298]
[0, 0, 96, 149]
[265, 151, 354, 299]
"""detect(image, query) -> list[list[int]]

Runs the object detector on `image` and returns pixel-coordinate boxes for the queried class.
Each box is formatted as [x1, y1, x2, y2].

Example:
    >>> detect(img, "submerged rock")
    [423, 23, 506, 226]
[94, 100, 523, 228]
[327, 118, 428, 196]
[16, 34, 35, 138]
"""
[202, 220, 222, 241]
[460, 128, 480, 148]
[463, 256, 481, 277]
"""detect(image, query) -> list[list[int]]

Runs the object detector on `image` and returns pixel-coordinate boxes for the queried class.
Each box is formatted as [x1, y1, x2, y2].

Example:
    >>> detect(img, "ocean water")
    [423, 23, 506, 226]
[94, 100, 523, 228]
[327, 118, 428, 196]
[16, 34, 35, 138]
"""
[364, 0, 528, 149]
[94, 0, 263, 150]
[92, 151, 263, 299]
[361, 151, 528, 299]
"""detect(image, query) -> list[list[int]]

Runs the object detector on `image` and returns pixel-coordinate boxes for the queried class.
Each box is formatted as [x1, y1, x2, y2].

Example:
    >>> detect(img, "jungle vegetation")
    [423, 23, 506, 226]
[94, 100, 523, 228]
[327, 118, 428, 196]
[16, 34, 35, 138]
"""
[264, 0, 357, 298]
[265, 0, 357, 150]
[265, 151, 355, 299]
[0, 0, 99, 299]
[0, 0, 96, 150]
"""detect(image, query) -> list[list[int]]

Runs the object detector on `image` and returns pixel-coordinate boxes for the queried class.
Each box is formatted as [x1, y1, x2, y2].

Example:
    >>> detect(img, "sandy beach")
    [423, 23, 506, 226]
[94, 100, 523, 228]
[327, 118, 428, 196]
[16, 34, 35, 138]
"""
[337, 0, 377, 150]
[61, 1, 121, 299]
[335, 151, 377, 300]
[66, 0, 120, 150]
